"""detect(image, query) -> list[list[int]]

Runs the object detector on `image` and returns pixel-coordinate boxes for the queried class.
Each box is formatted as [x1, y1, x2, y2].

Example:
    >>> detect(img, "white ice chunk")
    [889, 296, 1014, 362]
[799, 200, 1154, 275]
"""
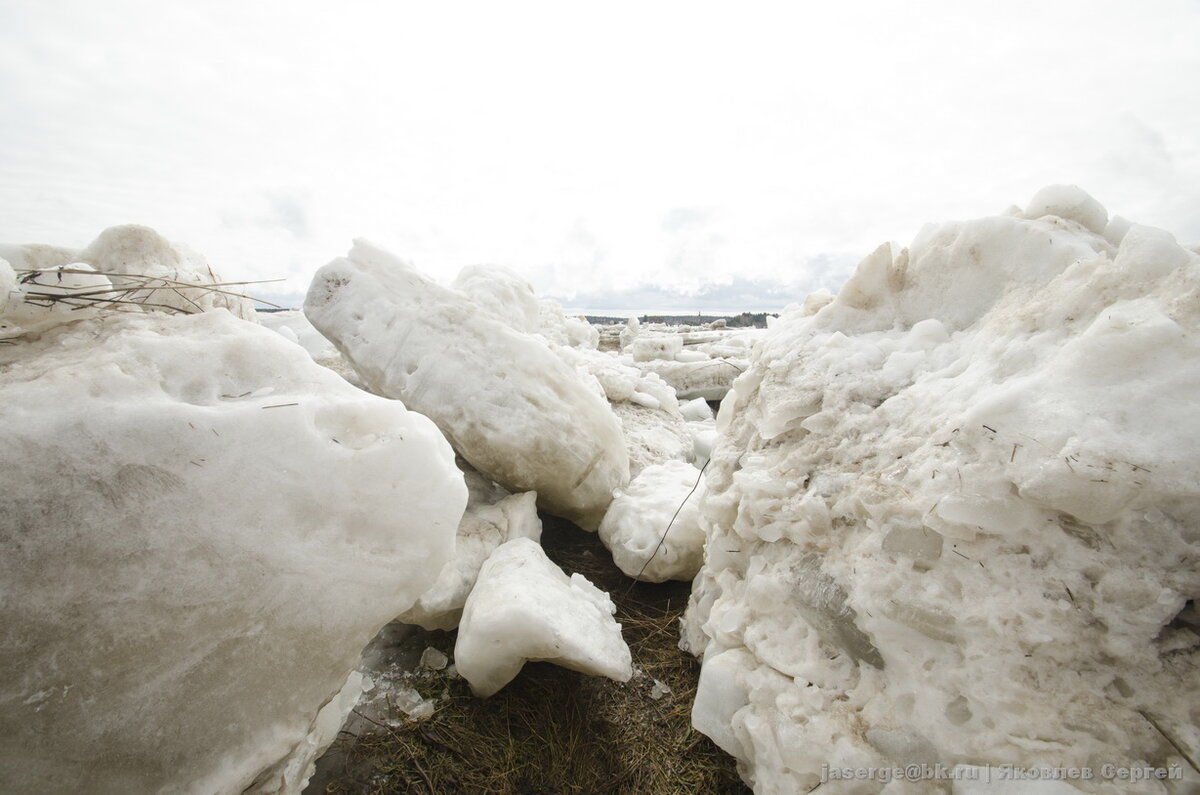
[612, 401, 694, 478]
[688, 421, 718, 469]
[538, 298, 600, 348]
[80, 224, 257, 320]
[0, 258, 16, 317]
[679, 397, 714, 422]
[453, 265, 541, 334]
[0, 242, 80, 271]
[305, 240, 629, 529]
[400, 489, 542, 630]
[454, 538, 633, 697]
[619, 315, 640, 349]
[634, 357, 746, 400]
[251, 671, 365, 794]
[418, 647, 449, 671]
[0, 262, 112, 336]
[259, 308, 342, 362]
[599, 460, 707, 582]
[1024, 184, 1108, 235]
[1, 226, 256, 339]
[0, 310, 466, 794]
[683, 188, 1200, 793]
[631, 334, 683, 362]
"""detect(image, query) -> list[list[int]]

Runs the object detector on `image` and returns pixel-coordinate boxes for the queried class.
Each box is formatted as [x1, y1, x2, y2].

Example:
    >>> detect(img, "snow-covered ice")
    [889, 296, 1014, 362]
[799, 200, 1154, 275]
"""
[304, 240, 628, 530]
[0, 310, 466, 794]
[683, 187, 1200, 794]
[455, 538, 633, 697]
[599, 460, 707, 582]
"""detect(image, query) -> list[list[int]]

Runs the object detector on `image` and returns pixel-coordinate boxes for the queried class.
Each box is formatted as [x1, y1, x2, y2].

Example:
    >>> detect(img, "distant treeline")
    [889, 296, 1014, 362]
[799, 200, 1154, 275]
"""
[585, 312, 778, 328]
[255, 306, 778, 329]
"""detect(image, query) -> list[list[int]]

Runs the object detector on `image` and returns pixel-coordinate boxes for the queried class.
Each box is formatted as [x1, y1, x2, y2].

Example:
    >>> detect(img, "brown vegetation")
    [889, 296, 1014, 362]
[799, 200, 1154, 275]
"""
[308, 516, 747, 795]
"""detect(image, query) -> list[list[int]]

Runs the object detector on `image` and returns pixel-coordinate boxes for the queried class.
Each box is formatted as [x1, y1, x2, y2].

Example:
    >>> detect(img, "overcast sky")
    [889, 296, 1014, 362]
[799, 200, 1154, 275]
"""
[2, 1, 1198, 309]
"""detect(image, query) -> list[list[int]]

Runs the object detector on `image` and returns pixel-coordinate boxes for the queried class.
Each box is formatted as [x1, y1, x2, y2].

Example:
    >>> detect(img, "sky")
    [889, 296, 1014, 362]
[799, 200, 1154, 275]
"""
[1, 1, 1198, 310]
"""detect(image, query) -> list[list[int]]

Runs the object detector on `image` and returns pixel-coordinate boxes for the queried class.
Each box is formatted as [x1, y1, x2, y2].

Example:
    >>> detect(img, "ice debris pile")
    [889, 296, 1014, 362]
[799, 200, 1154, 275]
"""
[683, 186, 1200, 793]
[0, 242, 467, 794]
[301, 241, 718, 588]
[295, 243, 716, 706]
[622, 316, 760, 402]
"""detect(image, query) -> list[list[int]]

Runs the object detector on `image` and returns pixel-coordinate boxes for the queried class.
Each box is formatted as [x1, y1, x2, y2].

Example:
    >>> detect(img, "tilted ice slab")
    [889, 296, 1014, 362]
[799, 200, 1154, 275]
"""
[599, 460, 707, 582]
[400, 470, 542, 631]
[0, 311, 466, 794]
[684, 187, 1200, 794]
[305, 241, 628, 530]
[632, 356, 748, 401]
[630, 333, 684, 362]
[455, 538, 633, 697]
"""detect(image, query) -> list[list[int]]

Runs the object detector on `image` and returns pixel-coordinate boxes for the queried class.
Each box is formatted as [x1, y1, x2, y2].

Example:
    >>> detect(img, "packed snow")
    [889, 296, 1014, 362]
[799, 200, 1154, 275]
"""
[683, 187, 1200, 793]
[454, 538, 634, 697]
[0, 309, 466, 794]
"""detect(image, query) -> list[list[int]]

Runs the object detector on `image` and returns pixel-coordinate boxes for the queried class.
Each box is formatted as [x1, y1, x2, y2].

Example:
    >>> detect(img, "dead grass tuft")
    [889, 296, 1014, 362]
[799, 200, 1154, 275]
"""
[308, 515, 748, 795]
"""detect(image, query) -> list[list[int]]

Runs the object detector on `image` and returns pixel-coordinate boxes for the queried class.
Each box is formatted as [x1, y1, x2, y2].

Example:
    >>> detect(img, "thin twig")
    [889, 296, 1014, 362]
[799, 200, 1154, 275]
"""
[1139, 709, 1200, 775]
[351, 709, 437, 794]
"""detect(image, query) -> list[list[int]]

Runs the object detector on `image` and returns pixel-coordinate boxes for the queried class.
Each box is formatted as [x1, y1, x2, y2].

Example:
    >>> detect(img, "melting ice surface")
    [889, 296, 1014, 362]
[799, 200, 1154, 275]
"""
[5, 185, 1198, 794]
[683, 186, 1200, 793]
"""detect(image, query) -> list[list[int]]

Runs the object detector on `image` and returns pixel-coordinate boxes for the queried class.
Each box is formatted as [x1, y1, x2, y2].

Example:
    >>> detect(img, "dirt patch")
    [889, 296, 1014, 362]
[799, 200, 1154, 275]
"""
[306, 514, 748, 794]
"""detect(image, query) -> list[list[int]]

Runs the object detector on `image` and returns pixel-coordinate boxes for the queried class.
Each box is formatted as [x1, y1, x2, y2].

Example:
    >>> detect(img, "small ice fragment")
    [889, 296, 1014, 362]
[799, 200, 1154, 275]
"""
[419, 647, 449, 671]
[392, 685, 436, 720]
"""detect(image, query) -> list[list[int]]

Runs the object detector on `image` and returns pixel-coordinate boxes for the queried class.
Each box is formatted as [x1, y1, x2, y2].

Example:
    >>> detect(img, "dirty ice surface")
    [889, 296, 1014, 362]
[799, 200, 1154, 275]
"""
[684, 186, 1200, 794]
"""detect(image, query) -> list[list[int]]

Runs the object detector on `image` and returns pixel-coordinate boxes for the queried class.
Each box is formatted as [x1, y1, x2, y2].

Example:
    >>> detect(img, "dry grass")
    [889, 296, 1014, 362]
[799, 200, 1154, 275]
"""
[308, 515, 748, 795]
[8, 267, 280, 317]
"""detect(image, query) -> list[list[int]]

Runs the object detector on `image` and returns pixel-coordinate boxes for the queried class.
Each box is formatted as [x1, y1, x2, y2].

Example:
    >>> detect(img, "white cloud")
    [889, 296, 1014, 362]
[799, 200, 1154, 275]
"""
[1, 0, 1198, 306]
